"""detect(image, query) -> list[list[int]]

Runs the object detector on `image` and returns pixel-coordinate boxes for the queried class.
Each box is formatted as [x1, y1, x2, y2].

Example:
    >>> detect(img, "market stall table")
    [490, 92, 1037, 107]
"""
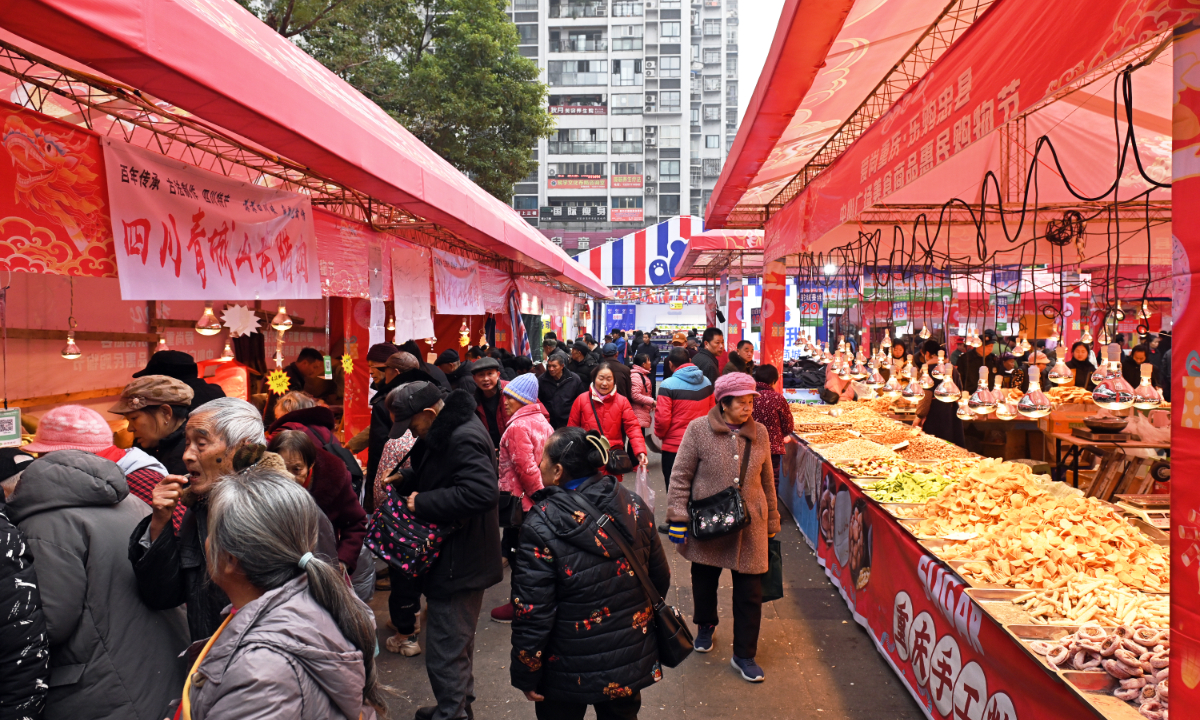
[1050, 432, 1170, 488]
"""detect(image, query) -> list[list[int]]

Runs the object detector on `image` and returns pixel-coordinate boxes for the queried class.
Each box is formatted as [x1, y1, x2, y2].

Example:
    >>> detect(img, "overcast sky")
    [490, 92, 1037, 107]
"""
[738, 0, 787, 124]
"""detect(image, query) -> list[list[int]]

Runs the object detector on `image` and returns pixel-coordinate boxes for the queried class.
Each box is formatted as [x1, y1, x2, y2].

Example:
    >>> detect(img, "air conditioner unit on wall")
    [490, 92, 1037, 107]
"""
[646, 137, 658, 146]
[645, 60, 657, 69]
[646, 0, 655, 8]
[646, 69, 656, 78]
[646, 172, 655, 182]
[645, 186, 656, 196]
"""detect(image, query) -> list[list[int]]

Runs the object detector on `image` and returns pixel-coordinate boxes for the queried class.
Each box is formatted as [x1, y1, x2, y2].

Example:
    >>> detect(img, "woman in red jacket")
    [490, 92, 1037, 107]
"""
[568, 364, 648, 480]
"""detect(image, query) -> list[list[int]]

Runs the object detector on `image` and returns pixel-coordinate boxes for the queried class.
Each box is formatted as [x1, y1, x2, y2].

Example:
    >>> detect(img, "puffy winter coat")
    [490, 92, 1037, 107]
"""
[568, 387, 648, 459]
[666, 409, 780, 574]
[653, 364, 714, 453]
[400, 390, 504, 598]
[752, 382, 794, 455]
[367, 374, 405, 499]
[305, 448, 369, 572]
[498, 403, 554, 511]
[510, 476, 669, 704]
[268, 405, 338, 447]
[0, 502, 48, 720]
[691, 347, 721, 384]
[538, 368, 585, 429]
[184, 575, 376, 720]
[591, 359, 633, 406]
[8, 451, 189, 720]
[475, 382, 511, 448]
[629, 365, 656, 428]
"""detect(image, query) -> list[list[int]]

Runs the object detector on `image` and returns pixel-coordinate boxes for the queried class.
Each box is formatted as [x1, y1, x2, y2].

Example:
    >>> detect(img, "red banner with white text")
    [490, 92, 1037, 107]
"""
[764, 0, 1200, 261]
[778, 441, 1101, 720]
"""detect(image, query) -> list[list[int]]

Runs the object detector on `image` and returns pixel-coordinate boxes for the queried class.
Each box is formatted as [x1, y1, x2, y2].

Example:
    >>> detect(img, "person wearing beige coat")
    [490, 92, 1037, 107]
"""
[665, 373, 780, 683]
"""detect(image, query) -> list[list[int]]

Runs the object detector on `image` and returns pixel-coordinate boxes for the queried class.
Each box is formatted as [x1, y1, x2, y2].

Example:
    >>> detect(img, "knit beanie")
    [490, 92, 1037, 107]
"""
[503, 373, 540, 405]
[366, 342, 400, 363]
[713, 373, 760, 403]
[24, 405, 114, 453]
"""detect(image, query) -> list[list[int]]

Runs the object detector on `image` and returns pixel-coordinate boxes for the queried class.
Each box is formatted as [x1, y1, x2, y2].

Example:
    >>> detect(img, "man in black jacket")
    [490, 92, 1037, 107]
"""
[955, 333, 997, 394]
[365, 342, 401, 511]
[399, 340, 452, 392]
[392, 383, 502, 720]
[538, 352, 584, 429]
[567, 342, 597, 379]
[0, 449, 47, 720]
[132, 349, 226, 412]
[691, 327, 725, 384]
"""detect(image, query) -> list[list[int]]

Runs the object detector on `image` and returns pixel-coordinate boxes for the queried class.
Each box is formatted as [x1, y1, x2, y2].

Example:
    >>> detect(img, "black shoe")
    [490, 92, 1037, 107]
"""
[657, 522, 670, 534]
[415, 705, 473, 720]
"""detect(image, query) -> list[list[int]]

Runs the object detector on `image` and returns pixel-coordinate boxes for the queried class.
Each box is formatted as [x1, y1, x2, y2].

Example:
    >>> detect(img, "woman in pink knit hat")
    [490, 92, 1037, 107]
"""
[664, 372, 779, 684]
[24, 405, 184, 530]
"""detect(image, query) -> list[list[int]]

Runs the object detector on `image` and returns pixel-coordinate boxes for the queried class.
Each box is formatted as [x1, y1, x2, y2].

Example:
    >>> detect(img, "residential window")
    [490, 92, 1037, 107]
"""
[726, 55, 738, 76]
[726, 82, 738, 105]
[727, 26, 738, 44]
[692, 43, 701, 61]
[690, 168, 701, 185]
[706, 135, 720, 148]
[549, 29, 607, 52]
[660, 195, 681, 216]
[660, 125, 681, 148]
[611, 24, 644, 50]
[726, 107, 738, 128]
[690, 107, 700, 124]
[513, 196, 538, 209]
[660, 56, 681, 78]
[549, 127, 607, 154]
[659, 160, 681, 181]
[703, 48, 720, 64]
[703, 104, 720, 121]
[611, 127, 643, 153]
[611, 1, 643, 16]
[703, 76, 721, 92]
[691, 136, 701, 158]
[726, 135, 735, 153]
[660, 91, 681, 111]
[703, 19, 721, 36]
[612, 59, 643, 86]
[612, 196, 643, 209]
[547, 162, 606, 177]
[703, 158, 722, 177]
[548, 60, 609, 86]
[662, 21, 681, 37]
[610, 93, 643, 114]
[613, 161, 643, 174]
[516, 24, 538, 45]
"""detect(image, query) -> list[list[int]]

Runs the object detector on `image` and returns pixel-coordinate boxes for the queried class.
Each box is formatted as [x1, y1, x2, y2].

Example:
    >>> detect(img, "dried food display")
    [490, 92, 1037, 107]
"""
[864, 469, 957, 503]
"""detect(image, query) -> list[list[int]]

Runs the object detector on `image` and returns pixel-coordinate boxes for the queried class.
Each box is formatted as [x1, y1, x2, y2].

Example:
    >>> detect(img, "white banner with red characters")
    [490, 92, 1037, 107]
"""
[103, 138, 320, 300]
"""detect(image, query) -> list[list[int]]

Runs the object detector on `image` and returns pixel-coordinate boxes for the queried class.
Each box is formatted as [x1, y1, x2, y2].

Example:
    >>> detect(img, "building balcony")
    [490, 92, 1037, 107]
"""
[550, 39, 609, 52]
[549, 3, 608, 18]
[611, 141, 644, 153]
[548, 73, 609, 86]
[548, 141, 608, 154]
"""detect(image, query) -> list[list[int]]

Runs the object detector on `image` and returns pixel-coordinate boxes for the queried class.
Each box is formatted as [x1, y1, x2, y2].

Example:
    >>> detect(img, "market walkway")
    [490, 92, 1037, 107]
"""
[370, 453, 925, 719]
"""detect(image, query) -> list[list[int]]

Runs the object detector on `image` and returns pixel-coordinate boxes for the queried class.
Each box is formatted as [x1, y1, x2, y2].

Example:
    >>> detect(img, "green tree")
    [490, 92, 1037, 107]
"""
[241, 0, 554, 201]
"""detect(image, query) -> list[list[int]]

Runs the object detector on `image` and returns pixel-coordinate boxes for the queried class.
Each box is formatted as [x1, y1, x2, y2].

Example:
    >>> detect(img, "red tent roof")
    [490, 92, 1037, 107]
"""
[0, 0, 610, 297]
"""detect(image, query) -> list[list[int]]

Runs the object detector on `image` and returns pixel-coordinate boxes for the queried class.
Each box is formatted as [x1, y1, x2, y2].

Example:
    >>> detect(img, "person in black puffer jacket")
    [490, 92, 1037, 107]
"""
[510, 426, 670, 719]
[0, 449, 48, 720]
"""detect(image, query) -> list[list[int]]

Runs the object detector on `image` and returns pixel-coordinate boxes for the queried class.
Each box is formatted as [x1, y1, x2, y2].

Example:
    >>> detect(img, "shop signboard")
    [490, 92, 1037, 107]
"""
[796, 290, 823, 328]
[104, 138, 320, 301]
[779, 440, 1109, 720]
[549, 105, 606, 115]
[610, 208, 644, 222]
[893, 301, 909, 323]
[547, 177, 607, 189]
[518, 209, 538, 218]
[611, 174, 644, 188]
[540, 205, 608, 221]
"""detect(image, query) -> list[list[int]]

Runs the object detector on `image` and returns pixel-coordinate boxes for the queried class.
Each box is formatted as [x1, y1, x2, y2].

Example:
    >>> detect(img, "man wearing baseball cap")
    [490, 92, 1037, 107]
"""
[109, 375, 195, 476]
[388, 382, 501, 720]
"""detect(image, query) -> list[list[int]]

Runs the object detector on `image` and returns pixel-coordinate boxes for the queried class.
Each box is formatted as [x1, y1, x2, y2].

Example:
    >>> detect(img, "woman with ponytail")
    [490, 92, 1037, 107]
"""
[509, 427, 670, 719]
[178, 466, 386, 719]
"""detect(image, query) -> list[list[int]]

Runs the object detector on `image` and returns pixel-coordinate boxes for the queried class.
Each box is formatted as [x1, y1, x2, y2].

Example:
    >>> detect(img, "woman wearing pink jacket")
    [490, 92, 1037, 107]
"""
[492, 373, 554, 623]
[630, 353, 657, 433]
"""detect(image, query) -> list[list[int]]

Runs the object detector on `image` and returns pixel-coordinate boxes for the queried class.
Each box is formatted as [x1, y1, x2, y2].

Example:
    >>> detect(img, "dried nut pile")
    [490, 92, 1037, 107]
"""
[1010, 577, 1168, 627]
[835, 456, 922, 477]
[921, 462, 1169, 592]
[794, 422, 853, 433]
[865, 470, 956, 503]
[930, 458, 981, 480]
[867, 427, 920, 445]
[819, 438, 897, 462]
[897, 434, 976, 461]
[1048, 386, 1096, 405]
[806, 429, 861, 444]
[1028, 624, 1168, 717]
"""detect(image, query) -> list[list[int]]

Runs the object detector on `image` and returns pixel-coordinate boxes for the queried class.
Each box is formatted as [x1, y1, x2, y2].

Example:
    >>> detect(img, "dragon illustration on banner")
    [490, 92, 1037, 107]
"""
[0, 101, 117, 277]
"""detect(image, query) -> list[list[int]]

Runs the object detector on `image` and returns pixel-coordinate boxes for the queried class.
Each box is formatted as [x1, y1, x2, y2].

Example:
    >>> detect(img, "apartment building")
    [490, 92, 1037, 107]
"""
[507, 0, 739, 253]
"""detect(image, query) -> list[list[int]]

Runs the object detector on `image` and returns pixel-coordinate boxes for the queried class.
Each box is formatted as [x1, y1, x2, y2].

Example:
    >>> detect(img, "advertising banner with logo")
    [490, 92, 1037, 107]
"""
[610, 208, 645, 223]
[104, 138, 320, 300]
[779, 440, 1101, 720]
[611, 174, 643, 188]
[796, 290, 823, 328]
[547, 177, 607, 189]
[0, 100, 117, 277]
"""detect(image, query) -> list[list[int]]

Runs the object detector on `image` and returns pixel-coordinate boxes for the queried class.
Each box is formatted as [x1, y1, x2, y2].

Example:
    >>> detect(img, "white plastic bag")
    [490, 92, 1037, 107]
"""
[1126, 413, 1170, 445]
[634, 464, 656, 516]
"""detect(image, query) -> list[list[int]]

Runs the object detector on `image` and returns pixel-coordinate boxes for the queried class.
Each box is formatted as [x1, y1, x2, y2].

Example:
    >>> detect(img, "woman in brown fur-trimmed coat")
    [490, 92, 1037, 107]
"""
[665, 373, 779, 683]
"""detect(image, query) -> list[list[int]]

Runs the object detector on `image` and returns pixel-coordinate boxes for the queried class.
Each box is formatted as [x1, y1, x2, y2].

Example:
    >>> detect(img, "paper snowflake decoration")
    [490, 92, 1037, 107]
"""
[221, 304, 261, 337]
[266, 369, 291, 395]
[341, 353, 354, 375]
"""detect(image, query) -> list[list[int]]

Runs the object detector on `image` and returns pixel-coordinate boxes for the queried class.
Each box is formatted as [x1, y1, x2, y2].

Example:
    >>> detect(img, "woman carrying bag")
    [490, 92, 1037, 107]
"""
[665, 373, 779, 683]
[509, 427, 671, 720]
[568, 365, 648, 481]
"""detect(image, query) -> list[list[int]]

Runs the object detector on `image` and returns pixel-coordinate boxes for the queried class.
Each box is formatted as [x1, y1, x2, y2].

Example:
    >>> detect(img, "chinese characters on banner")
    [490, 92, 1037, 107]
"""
[391, 245, 435, 343]
[0, 100, 117, 277]
[103, 138, 320, 300]
[432, 249, 484, 315]
[779, 440, 1100, 720]
[763, 0, 1200, 260]
[313, 209, 371, 298]
[760, 260, 787, 390]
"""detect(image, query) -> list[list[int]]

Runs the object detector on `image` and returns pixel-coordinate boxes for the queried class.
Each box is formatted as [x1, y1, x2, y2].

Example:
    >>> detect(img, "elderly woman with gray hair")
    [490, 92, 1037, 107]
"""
[129, 397, 271, 641]
[177, 467, 386, 720]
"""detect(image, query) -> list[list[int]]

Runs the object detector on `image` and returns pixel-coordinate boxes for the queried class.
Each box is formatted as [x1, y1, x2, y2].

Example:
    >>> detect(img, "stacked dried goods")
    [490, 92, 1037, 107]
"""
[1047, 386, 1095, 405]
[806, 429, 861, 444]
[835, 456, 923, 477]
[1010, 577, 1168, 627]
[865, 469, 956, 503]
[896, 433, 975, 461]
[819, 438, 897, 463]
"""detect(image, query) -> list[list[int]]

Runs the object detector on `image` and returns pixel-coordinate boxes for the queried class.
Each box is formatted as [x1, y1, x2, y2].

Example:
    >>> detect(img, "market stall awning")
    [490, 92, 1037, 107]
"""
[0, 0, 610, 298]
[672, 229, 765, 280]
[570, 216, 700, 287]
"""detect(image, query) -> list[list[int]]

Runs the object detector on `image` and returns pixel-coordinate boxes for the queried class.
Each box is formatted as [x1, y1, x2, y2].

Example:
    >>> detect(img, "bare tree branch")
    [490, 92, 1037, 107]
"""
[284, 0, 356, 37]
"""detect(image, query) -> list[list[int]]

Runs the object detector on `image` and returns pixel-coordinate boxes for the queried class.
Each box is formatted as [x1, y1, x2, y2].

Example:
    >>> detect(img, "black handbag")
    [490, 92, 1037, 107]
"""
[568, 493, 694, 668]
[687, 435, 752, 540]
[498, 492, 524, 528]
[590, 395, 634, 475]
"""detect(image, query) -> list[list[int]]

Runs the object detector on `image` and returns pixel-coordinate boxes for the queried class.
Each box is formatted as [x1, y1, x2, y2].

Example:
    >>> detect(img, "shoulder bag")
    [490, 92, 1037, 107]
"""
[568, 493, 693, 668]
[364, 447, 460, 578]
[687, 434, 752, 541]
[590, 395, 634, 475]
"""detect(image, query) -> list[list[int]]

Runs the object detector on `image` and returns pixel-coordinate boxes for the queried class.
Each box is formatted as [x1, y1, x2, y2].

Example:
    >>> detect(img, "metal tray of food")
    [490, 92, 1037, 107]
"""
[1126, 517, 1169, 547]
[1057, 671, 1146, 720]
[879, 502, 924, 519]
